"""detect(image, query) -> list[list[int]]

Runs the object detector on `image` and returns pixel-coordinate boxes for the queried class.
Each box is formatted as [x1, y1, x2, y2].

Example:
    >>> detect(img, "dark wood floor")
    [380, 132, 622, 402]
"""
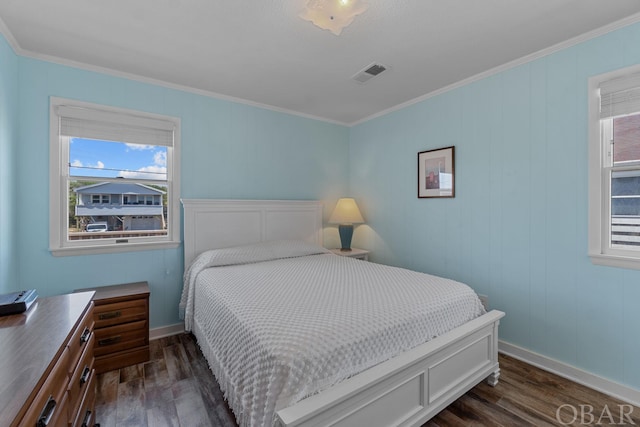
[96, 334, 639, 426]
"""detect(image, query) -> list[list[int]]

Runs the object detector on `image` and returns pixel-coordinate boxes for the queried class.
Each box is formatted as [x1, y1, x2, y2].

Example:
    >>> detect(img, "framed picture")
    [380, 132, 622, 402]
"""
[418, 146, 455, 198]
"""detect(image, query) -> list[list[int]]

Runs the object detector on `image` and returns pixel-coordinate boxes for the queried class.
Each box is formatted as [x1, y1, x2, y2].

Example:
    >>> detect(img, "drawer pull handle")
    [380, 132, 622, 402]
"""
[81, 409, 92, 427]
[37, 395, 56, 427]
[99, 310, 121, 320]
[98, 335, 122, 346]
[80, 365, 91, 385]
[80, 327, 91, 344]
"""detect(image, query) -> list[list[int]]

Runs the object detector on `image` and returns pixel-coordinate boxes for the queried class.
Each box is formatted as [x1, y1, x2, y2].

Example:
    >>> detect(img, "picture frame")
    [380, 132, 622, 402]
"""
[418, 146, 455, 198]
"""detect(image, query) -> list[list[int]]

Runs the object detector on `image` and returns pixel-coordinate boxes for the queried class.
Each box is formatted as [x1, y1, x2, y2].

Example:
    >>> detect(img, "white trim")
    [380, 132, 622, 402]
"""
[10, 45, 346, 127]
[352, 12, 640, 126]
[3, 11, 640, 127]
[49, 97, 181, 256]
[0, 17, 344, 126]
[50, 241, 180, 257]
[0, 15, 20, 53]
[150, 323, 185, 340]
[588, 252, 640, 270]
[499, 340, 640, 407]
[588, 64, 640, 270]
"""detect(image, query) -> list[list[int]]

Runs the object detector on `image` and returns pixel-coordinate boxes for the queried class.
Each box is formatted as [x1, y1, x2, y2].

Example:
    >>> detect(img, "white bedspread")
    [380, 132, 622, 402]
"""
[180, 241, 485, 427]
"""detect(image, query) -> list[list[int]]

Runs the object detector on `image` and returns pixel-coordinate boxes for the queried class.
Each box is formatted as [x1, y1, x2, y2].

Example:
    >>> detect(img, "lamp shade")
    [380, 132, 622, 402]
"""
[329, 198, 364, 224]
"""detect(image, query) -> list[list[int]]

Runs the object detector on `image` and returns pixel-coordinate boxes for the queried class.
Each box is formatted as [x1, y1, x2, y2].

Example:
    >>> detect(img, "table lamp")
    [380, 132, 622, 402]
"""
[329, 198, 364, 251]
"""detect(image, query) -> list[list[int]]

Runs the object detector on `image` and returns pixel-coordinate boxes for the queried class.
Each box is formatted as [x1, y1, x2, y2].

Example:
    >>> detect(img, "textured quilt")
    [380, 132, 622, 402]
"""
[180, 240, 485, 427]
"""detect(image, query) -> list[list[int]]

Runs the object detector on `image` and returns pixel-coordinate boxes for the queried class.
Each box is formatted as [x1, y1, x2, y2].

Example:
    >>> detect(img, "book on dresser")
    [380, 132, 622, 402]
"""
[75, 281, 150, 374]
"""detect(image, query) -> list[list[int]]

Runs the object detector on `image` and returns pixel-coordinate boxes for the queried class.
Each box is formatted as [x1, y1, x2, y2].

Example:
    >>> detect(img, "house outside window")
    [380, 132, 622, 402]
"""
[49, 97, 181, 256]
[74, 182, 166, 232]
[588, 65, 640, 269]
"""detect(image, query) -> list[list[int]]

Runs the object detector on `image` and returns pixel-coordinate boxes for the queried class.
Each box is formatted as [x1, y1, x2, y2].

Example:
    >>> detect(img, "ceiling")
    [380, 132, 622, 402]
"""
[2, 1, 640, 125]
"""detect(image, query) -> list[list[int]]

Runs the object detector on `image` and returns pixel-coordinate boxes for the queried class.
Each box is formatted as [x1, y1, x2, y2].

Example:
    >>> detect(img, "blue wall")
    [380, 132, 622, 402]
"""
[7, 46, 349, 328]
[3, 19, 640, 392]
[0, 35, 18, 293]
[350, 23, 640, 390]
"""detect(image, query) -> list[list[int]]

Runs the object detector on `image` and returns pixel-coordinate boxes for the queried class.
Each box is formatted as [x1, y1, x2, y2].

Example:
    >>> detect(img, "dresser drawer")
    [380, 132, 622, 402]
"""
[71, 371, 96, 427]
[68, 332, 95, 419]
[94, 320, 148, 357]
[20, 348, 70, 427]
[67, 303, 95, 374]
[94, 299, 147, 328]
[74, 282, 149, 374]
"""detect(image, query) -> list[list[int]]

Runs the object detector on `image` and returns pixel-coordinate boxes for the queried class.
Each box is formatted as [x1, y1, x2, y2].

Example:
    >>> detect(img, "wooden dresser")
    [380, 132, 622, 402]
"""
[0, 292, 96, 427]
[76, 281, 150, 374]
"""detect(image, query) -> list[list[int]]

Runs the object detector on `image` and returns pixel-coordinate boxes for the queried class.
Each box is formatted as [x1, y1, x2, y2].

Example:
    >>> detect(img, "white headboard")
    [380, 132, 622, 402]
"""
[181, 199, 324, 267]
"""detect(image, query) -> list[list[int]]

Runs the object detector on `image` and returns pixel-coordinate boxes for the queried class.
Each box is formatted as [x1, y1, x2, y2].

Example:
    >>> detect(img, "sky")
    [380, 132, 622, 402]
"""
[69, 138, 167, 181]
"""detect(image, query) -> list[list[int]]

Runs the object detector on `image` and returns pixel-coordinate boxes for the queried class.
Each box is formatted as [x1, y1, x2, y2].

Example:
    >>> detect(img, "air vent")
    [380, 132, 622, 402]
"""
[352, 63, 388, 83]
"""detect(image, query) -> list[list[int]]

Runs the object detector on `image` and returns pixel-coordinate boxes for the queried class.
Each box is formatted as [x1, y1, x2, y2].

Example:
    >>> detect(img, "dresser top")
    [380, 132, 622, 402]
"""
[0, 292, 94, 426]
[75, 281, 149, 304]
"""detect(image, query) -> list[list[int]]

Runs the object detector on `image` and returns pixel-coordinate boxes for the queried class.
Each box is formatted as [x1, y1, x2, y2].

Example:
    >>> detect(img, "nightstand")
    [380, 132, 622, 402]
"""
[330, 247, 369, 261]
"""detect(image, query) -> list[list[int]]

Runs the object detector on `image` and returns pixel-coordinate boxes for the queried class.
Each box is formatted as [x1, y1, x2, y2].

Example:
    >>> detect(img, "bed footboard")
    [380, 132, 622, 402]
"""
[275, 310, 505, 427]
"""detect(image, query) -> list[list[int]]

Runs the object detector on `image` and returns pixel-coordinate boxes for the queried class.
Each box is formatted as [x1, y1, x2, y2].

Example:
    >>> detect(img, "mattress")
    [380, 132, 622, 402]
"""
[179, 240, 485, 427]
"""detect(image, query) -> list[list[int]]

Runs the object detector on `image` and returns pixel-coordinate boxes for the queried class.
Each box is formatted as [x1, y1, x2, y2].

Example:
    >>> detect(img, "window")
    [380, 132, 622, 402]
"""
[91, 194, 110, 204]
[50, 98, 181, 256]
[588, 66, 640, 269]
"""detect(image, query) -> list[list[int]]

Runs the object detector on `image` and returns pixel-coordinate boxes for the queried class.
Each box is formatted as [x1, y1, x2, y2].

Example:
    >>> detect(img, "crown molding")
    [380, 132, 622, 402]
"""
[23, 48, 349, 126]
[3, 10, 640, 128]
[0, 14, 21, 53]
[0, 17, 347, 127]
[351, 11, 640, 127]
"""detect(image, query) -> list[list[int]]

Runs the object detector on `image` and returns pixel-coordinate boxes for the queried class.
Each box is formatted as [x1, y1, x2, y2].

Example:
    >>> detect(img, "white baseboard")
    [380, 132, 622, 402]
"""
[499, 340, 640, 407]
[150, 323, 185, 340]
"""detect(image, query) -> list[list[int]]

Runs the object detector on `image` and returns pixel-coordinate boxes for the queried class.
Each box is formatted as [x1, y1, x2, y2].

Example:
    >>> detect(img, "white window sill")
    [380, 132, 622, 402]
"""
[589, 253, 640, 271]
[51, 240, 181, 257]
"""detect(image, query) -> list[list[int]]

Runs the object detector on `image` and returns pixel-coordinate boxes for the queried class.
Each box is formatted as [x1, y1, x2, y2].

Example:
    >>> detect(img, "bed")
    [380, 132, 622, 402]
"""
[180, 199, 505, 427]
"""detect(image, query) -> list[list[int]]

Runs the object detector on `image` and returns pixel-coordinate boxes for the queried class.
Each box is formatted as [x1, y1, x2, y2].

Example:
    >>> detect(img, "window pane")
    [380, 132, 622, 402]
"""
[68, 179, 168, 241]
[67, 137, 169, 241]
[613, 114, 640, 164]
[69, 138, 168, 181]
[611, 112, 640, 248]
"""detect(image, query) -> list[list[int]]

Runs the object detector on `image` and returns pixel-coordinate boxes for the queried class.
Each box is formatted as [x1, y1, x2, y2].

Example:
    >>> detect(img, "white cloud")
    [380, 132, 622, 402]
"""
[153, 151, 167, 167]
[70, 159, 104, 169]
[115, 147, 167, 179]
[119, 165, 167, 180]
[126, 143, 155, 151]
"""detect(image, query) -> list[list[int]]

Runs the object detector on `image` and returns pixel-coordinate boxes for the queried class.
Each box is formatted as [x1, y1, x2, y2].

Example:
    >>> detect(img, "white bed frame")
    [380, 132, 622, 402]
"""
[182, 199, 505, 427]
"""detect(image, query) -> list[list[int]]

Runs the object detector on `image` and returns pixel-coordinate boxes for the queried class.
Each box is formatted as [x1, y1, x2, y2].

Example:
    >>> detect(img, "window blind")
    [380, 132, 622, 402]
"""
[57, 105, 175, 146]
[600, 72, 640, 119]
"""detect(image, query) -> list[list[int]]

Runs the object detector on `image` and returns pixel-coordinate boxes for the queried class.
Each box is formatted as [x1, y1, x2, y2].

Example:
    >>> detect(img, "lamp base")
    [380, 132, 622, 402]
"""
[338, 224, 354, 251]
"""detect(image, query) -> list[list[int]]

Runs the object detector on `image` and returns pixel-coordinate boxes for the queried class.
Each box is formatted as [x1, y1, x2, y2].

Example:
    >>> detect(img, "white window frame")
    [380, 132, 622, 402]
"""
[49, 97, 181, 256]
[588, 64, 640, 270]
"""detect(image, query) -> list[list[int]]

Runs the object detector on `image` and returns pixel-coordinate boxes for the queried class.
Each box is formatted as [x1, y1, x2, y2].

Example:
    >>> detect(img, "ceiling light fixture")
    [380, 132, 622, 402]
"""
[300, 0, 369, 36]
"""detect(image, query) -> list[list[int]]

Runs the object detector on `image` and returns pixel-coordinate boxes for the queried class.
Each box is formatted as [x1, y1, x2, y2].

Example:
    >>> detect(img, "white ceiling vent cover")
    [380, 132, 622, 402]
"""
[352, 63, 387, 83]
